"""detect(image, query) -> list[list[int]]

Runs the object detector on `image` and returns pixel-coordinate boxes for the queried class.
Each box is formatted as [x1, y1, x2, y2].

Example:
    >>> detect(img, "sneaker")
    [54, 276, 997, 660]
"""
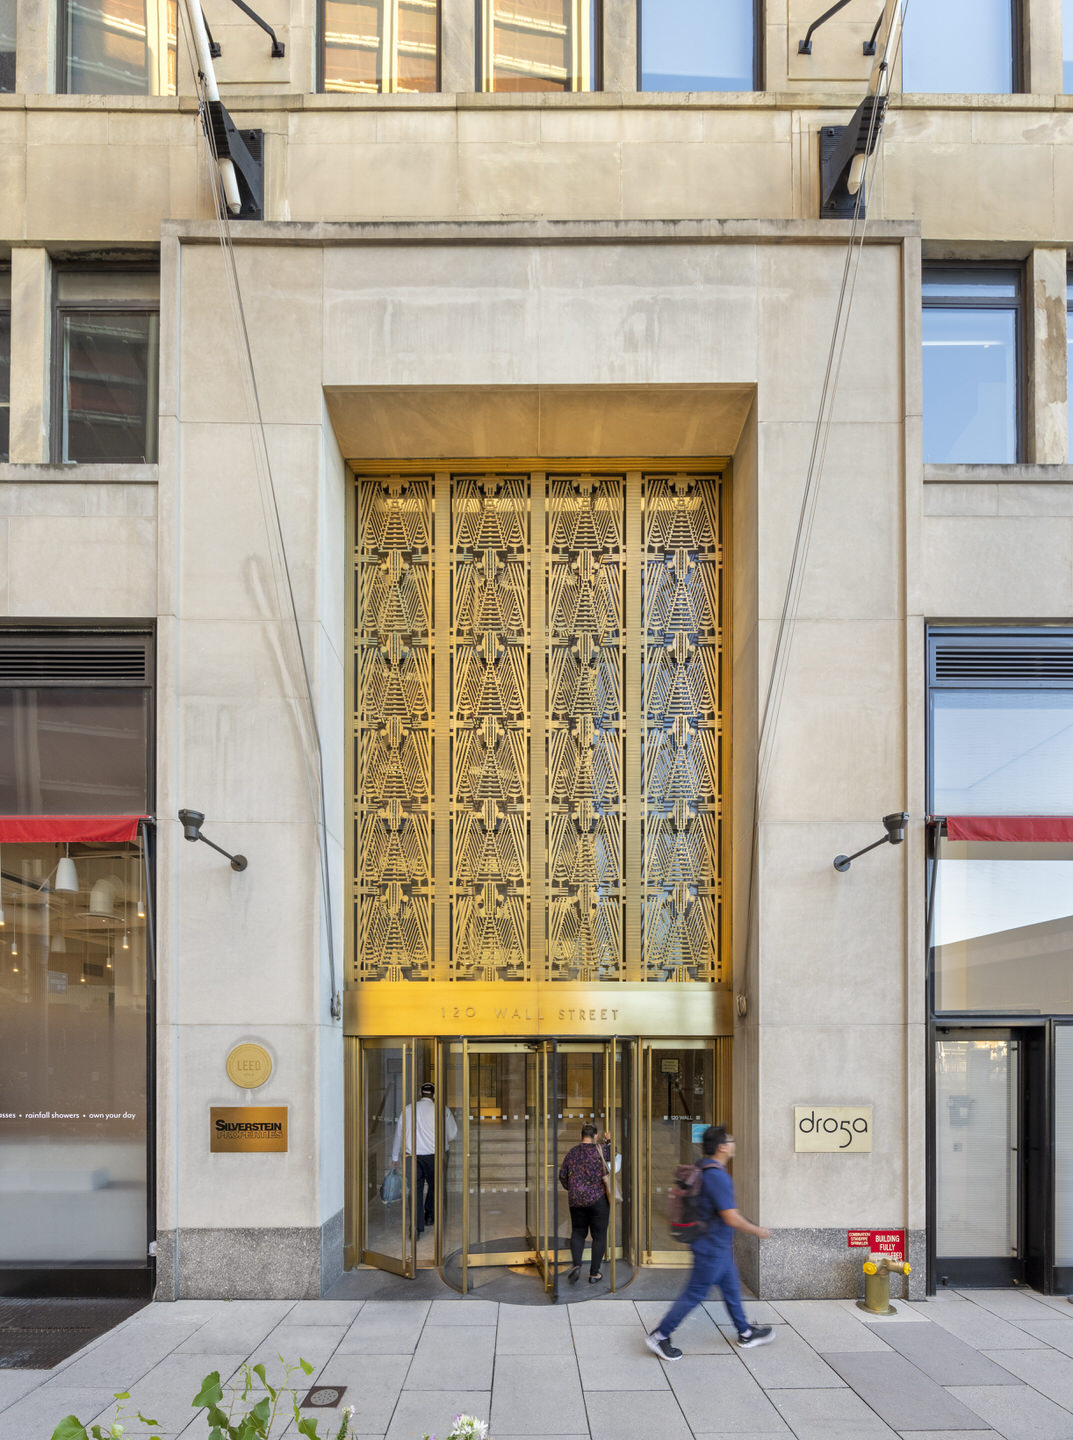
[737, 1325, 775, 1348]
[645, 1330, 683, 1362]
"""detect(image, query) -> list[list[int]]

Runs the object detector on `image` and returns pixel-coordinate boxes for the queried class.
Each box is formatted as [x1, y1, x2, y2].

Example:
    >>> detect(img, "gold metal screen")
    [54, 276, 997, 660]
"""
[352, 467, 725, 987]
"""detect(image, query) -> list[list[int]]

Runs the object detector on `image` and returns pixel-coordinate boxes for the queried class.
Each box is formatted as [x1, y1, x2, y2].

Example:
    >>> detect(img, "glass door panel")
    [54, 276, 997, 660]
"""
[1054, 1027, 1073, 1291]
[642, 1042, 716, 1261]
[361, 1040, 415, 1276]
[935, 1032, 1022, 1286]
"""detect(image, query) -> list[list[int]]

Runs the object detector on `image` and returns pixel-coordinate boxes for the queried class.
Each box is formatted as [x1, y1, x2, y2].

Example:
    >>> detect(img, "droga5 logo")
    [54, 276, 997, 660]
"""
[793, 1105, 873, 1152]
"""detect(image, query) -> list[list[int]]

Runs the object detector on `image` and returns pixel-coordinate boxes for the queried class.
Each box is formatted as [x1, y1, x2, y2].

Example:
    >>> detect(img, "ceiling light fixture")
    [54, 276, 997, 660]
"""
[55, 844, 78, 894]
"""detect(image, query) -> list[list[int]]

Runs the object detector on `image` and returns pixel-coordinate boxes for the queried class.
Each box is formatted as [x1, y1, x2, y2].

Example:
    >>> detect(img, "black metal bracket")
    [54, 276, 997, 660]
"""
[204, 100, 265, 219]
[819, 91, 887, 217]
[864, 12, 884, 55]
[201, 0, 285, 58]
[799, 0, 854, 54]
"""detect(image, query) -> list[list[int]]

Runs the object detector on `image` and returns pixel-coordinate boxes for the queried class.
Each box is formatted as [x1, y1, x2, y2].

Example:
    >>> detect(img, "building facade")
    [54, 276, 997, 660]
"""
[1, 0, 1072, 1303]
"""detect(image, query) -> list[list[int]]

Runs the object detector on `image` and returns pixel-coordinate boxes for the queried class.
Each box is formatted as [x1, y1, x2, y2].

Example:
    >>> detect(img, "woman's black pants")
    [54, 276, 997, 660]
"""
[569, 1196, 611, 1275]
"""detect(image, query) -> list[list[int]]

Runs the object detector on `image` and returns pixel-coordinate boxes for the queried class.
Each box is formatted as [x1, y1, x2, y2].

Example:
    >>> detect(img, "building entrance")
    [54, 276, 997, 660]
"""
[349, 1035, 727, 1296]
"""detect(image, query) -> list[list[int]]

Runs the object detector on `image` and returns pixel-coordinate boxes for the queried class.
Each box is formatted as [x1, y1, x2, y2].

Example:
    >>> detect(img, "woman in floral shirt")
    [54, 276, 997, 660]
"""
[559, 1124, 612, 1284]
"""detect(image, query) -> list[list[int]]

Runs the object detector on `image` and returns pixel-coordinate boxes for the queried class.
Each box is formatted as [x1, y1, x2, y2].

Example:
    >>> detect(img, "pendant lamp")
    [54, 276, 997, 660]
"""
[89, 878, 117, 918]
[55, 844, 78, 894]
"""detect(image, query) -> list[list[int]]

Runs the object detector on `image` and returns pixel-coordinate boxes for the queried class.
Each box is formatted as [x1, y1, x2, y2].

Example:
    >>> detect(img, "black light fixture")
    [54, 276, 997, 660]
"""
[178, 809, 248, 872]
[833, 812, 909, 873]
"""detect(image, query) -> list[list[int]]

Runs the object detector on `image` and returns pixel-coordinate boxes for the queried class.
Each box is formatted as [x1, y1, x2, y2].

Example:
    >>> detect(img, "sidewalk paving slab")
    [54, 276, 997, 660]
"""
[584, 1390, 696, 1440]
[899, 1301, 1050, 1351]
[821, 1351, 988, 1431]
[771, 1299, 892, 1353]
[1011, 1317, 1073, 1357]
[730, 1326, 846, 1389]
[981, 1346, 1073, 1410]
[634, 1300, 732, 1353]
[495, 1303, 574, 1355]
[875, 1322, 1023, 1386]
[491, 1354, 588, 1435]
[769, 1386, 898, 1437]
[947, 1382, 1073, 1440]
[426, 1300, 499, 1326]
[336, 1301, 429, 1354]
[385, 1389, 492, 1440]
[284, 1300, 365, 1327]
[0, 1383, 121, 1440]
[406, 1324, 495, 1390]
[572, 1324, 671, 1389]
[957, 1291, 1061, 1322]
[86, 1350, 248, 1437]
[568, 1299, 643, 1326]
[257, 1323, 349, 1371]
[305, 1353, 412, 1430]
[666, 1353, 787, 1433]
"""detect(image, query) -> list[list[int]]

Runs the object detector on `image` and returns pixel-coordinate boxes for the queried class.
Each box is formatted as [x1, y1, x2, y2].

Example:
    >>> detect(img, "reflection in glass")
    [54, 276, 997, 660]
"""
[640, 0, 754, 92]
[1065, 0, 1073, 93]
[0, 308, 9, 462]
[0, 839, 149, 1263]
[645, 1046, 713, 1255]
[61, 311, 158, 463]
[323, 0, 439, 93]
[1068, 285, 1073, 461]
[0, 689, 150, 815]
[902, 0, 1013, 94]
[1056, 1028, 1073, 1265]
[64, 0, 176, 93]
[483, 0, 597, 93]
[935, 1038, 1017, 1256]
[0, 0, 12, 93]
[931, 690, 1073, 816]
[923, 288, 1018, 464]
[934, 841, 1073, 1012]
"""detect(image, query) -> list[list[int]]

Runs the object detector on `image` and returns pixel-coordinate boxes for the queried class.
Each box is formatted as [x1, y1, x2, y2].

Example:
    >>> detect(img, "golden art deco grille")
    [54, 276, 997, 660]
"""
[352, 468, 725, 986]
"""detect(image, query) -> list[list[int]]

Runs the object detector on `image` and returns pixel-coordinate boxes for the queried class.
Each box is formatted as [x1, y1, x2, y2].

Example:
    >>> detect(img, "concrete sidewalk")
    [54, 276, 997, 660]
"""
[4, 1282, 1073, 1440]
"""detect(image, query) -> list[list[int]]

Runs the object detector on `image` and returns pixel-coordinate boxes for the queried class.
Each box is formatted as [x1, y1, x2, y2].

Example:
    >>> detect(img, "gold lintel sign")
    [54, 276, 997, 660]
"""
[210, 1106, 288, 1153]
[226, 1043, 273, 1089]
[794, 1105, 873, 1153]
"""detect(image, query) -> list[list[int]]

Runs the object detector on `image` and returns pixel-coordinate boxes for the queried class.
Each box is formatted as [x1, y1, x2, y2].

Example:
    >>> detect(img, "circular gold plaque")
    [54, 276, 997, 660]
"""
[226, 1043, 273, 1089]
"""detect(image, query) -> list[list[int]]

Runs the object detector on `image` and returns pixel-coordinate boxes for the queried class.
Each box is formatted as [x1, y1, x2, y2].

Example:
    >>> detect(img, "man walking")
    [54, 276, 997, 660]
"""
[391, 1081, 457, 1236]
[646, 1126, 774, 1359]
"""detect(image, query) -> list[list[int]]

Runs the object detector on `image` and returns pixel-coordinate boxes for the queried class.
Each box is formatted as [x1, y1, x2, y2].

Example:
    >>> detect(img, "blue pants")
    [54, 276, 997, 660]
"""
[657, 1244, 749, 1337]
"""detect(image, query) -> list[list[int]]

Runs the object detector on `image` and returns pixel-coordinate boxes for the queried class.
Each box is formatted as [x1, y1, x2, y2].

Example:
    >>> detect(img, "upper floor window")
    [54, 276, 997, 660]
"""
[1068, 274, 1073, 462]
[1065, 0, 1073, 92]
[322, 0, 439, 93]
[902, 0, 1016, 94]
[639, 0, 756, 92]
[60, 0, 175, 94]
[922, 265, 1021, 465]
[0, 0, 13, 91]
[53, 269, 159, 465]
[480, 0, 598, 92]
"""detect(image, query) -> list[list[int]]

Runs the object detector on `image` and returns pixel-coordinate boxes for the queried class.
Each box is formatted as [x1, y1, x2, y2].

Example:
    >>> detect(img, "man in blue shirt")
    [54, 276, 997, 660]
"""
[646, 1125, 775, 1360]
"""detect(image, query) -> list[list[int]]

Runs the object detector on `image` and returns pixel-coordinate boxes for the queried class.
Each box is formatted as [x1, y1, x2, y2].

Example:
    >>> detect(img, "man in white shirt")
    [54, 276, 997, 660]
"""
[391, 1082, 458, 1235]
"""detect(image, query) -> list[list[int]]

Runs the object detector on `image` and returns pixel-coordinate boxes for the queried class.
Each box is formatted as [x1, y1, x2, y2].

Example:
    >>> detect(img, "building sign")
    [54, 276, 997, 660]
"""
[848, 1230, 905, 1259]
[210, 1106, 288, 1153]
[794, 1105, 872, 1152]
[226, 1043, 273, 1089]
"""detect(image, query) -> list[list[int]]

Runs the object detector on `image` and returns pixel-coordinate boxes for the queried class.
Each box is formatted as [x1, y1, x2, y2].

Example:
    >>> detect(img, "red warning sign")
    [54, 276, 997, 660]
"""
[848, 1230, 905, 1259]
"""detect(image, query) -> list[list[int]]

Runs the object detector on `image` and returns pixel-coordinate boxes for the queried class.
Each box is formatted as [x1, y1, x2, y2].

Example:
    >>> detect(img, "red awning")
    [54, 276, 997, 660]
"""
[0, 816, 147, 843]
[944, 816, 1073, 843]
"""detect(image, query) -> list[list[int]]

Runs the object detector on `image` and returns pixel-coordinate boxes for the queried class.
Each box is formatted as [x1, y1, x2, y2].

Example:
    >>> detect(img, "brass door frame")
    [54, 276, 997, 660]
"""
[642, 1039, 722, 1265]
[359, 1037, 417, 1277]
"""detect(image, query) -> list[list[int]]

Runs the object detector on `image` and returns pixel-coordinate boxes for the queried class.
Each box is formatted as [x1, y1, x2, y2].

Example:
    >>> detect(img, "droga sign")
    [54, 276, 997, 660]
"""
[794, 1106, 873, 1152]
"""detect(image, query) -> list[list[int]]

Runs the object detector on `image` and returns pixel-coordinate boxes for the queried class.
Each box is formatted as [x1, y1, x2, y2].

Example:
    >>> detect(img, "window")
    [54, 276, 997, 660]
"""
[53, 269, 159, 465]
[0, 0, 14, 91]
[322, 0, 439, 92]
[60, 0, 175, 94]
[1065, 0, 1073, 92]
[929, 629, 1073, 1014]
[902, 0, 1016, 94]
[639, 0, 756, 92]
[0, 272, 9, 464]
[922, 266, 1021, 465]
[0, 630, 153, 1272]
[1068, 274, 1073, 462]
[480, 0, 598, 92]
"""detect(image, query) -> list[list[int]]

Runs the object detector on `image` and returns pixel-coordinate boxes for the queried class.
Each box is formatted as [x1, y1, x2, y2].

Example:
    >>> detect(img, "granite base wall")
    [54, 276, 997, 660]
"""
[154, 1211, 345, 1300]
[740, 1228, 926, 1301]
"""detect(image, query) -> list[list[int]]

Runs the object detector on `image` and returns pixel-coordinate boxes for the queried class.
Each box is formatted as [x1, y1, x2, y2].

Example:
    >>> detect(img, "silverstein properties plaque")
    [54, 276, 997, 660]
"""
[210, 1106, 288, 1153]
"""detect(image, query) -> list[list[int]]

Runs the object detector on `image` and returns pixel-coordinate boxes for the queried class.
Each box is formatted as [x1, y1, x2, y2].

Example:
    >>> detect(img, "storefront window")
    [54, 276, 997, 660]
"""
[931, 689, 1073, 816]
[0, 836, 149, 1264]
[933, 838, 1073, 1012]
[0, 0, 14, 91]
[0, 688, 150, 814]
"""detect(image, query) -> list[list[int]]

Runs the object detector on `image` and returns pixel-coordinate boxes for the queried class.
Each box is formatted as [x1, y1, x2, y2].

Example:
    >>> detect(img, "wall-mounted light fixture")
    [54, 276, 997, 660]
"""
[833, 812, 909, 872]
[178, 810, 248, 872]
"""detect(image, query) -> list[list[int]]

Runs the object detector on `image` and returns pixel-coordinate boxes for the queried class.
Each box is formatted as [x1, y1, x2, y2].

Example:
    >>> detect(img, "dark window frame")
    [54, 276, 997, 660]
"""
[637, 0, 762, 93]
[0, 300, 10, 464]
[922, 261, 1025, 466]
[51, 289, 159, 466]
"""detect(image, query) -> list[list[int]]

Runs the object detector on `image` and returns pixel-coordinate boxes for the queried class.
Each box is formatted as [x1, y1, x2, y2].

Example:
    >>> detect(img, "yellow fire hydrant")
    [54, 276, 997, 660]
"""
[856, 1253, 912, 1316]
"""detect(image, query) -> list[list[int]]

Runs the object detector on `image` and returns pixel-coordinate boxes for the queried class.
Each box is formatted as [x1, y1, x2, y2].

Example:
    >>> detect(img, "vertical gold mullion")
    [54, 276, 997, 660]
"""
[481, 0, 495, 91]
[530, 471, 546, 982]
[461, 1039, 470, 1294]
[572, 0, 590, 91]
[433, 474, 451, 979]
[625, 471, 643, 981]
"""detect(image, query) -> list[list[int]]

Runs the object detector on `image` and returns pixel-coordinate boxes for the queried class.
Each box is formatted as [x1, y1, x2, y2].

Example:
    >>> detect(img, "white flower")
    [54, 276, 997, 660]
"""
[109, 1425, 125, 1439]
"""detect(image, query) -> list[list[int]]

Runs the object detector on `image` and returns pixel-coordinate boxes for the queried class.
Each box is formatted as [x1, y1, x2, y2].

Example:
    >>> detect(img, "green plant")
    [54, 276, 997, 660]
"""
[49, 1356, 339, 1440]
